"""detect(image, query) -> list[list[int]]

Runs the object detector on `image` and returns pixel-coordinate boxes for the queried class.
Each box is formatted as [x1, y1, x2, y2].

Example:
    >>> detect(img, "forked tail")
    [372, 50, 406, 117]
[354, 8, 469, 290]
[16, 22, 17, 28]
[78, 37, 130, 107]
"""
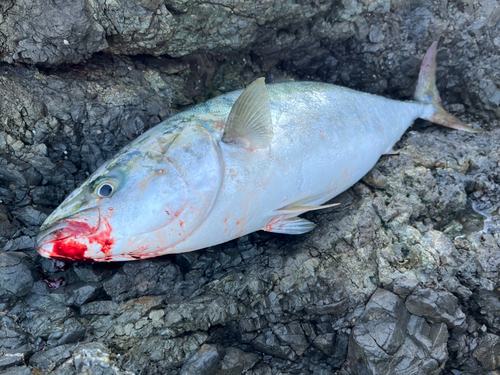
[415, 41, 481, 133]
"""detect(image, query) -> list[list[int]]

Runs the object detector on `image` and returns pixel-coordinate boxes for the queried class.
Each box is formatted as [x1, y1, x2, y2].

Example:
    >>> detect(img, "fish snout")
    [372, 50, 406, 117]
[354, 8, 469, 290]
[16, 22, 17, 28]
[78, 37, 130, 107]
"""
[36, 209, 101, 261]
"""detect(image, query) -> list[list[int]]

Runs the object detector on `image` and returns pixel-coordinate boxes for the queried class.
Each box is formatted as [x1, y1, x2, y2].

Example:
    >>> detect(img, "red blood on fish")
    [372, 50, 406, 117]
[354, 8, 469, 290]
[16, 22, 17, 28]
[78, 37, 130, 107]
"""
[47, 218, 115, 261]
[92, 218, 114, 255]
[52, 238, 89, 261]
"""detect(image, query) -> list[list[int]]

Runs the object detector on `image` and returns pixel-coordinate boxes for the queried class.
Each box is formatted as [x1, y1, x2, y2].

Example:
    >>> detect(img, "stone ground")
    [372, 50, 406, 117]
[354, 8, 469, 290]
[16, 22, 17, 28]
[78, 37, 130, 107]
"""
[1, 0, 500, 374]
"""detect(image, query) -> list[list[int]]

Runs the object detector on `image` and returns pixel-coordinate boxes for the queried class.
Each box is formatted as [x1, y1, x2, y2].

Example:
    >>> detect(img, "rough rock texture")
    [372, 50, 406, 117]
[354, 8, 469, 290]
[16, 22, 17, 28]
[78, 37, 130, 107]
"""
[1, 0, 500, 374]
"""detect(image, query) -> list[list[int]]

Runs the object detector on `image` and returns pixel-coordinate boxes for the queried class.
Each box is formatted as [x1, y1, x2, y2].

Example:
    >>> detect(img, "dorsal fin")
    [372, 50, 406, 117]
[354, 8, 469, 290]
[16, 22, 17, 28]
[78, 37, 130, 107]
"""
[222, 78, 274, 150]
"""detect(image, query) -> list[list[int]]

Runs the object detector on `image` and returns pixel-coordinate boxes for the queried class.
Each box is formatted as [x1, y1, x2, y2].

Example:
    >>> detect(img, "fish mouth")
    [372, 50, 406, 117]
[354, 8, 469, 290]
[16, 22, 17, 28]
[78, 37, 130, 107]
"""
[36, 209, 100, 261]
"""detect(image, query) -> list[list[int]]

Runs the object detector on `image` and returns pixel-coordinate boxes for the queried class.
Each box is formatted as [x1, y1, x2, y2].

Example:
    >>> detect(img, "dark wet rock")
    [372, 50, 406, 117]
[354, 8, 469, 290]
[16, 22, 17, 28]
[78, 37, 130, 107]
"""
[0, 207, 17, 248]
[54, 281, 103, 307]
[252, 331, 297, 361]
[215, 347, 259, 375]
[80, 300, 119, 317]
[13, 206, 48, 227]
[2, 236, 35, 252]
[0, 367, 33, 375]
[23, 294, 78, 343]
[473, 333, 500, 371]
[0, 354, 23, 371]
[313, 333, 336, 356]
[179, 344, 221, 375]
[406, 289, 466, 329]
[102, 260, 181, 302]
[28, 344, 73, 372]
[0, 253, 34, 303]
[28, 186, 61, 208]
[272, 322, 310, 356]
[348, 289, 448, 375]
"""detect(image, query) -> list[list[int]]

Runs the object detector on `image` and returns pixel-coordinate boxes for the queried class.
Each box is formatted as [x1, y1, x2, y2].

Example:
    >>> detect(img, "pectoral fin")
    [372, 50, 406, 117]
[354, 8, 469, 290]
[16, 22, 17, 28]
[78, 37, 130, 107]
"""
[222, 77, 274, 150]
[263, 216, 316, 235]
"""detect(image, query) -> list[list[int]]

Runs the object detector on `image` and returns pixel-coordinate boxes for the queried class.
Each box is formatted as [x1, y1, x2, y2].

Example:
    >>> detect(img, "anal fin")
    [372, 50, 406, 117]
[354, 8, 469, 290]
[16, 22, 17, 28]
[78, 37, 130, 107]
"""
[263, 216, 316, 235]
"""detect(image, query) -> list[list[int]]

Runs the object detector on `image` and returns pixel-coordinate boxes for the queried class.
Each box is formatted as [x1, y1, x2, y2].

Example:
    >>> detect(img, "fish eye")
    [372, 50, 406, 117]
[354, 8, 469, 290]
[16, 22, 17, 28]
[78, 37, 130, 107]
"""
[93, 179, 118, 198]
[98, 184, 113, 197]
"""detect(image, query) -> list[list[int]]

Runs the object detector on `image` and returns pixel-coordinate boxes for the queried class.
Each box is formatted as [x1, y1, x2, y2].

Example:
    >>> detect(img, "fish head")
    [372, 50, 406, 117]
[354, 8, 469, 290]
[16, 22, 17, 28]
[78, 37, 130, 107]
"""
[37, 121, 223, 262]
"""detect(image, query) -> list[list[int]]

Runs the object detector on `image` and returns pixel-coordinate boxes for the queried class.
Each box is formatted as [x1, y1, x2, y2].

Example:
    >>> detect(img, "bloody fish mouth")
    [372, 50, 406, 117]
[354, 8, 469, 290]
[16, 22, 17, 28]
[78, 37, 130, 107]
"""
[36, 209, 110, 262]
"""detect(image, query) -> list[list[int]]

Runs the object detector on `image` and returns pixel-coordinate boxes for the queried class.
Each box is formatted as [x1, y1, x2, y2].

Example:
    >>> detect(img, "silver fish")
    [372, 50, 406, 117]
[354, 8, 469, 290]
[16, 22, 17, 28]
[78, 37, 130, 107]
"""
[36, 41, 479, 262]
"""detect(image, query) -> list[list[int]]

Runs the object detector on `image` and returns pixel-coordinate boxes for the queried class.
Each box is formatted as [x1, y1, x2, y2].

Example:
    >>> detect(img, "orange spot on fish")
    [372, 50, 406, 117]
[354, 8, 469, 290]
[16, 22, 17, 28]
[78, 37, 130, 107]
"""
[215, 120, 225, 131]
[229, 169, 237, 179]
[179, 220, 184, 228]
[264, 217, 281, 232]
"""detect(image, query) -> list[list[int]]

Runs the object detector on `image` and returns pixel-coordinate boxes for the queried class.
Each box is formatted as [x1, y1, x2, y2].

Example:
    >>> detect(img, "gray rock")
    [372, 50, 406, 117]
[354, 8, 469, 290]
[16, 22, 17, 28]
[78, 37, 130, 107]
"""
[54, 281, 102, 307]
[252, 331, 297, 361]
[0, 253, 34, 302]
[473, 333, 500, 371]
[348, 289, 448, 375]
[0, 354, 23, 371]
[406, 289, 466, 329]
[313, 333, 336, 356]
[179, 344, 221, 375]
[2, 236, 35, 251]
[14, 206, 48, 227]
[0, 367, 33, 375]
[215, 347, 259, 375]
[28, 344, 73, 371]
[272, 322, 309, 356]
[80, 300, 119, 317]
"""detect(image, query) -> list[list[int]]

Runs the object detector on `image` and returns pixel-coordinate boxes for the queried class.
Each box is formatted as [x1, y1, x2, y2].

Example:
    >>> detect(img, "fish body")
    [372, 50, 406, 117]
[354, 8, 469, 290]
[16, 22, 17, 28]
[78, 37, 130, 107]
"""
[36, 42, 478, 262]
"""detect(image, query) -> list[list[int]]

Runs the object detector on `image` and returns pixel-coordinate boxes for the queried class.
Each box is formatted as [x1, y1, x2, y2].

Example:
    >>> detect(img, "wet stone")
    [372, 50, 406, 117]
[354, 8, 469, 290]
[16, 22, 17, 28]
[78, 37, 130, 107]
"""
[80, 300, 119, 317]
[405, 289, 466, 328]
[13, 206, 48, 227]
[0, 366, 33, 375]
[252, 331, 297, 361]
[348, 288, 448, 375]
[2, 236, 34, 252]
[0, 253, 34, 302]
[179, 344, 221, 375]
[272, 322, 309, 356]
[313, 333, 336, 356]
[473, 333, 500, 371]
[54, 281, 103, 306]
[215, 347, 259, 375]
[28, 344, 73, 372]
[0, 354, 23, 371]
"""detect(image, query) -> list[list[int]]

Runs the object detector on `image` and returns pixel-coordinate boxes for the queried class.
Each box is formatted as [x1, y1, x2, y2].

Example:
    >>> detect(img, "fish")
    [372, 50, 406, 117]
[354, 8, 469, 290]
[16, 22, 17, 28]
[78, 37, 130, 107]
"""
[36, 41, 480, 262]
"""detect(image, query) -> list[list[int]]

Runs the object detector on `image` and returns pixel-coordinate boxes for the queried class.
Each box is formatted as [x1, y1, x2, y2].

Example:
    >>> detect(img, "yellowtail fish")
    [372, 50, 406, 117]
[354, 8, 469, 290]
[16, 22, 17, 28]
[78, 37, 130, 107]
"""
[36, 42, 479, 262]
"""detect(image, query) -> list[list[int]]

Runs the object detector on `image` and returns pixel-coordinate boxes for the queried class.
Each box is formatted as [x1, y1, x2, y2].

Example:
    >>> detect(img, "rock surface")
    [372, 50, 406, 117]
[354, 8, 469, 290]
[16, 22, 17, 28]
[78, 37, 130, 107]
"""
[1, 0, 500, 374]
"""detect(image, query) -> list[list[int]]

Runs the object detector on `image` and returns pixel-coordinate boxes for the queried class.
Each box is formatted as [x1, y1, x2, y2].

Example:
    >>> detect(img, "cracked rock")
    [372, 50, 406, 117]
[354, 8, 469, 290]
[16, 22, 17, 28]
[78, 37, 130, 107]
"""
[348, 289, 448, 375]
[406, 289, 466, 329]
[0, 253, 34, 303]
[179, 344, 221, 375]
[473, 333, 500, 371]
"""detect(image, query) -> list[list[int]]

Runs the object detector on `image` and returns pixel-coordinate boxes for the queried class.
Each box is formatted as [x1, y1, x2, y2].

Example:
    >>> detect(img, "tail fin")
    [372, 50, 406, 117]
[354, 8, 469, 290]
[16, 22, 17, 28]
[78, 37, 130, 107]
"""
[415, 41, 481, 133]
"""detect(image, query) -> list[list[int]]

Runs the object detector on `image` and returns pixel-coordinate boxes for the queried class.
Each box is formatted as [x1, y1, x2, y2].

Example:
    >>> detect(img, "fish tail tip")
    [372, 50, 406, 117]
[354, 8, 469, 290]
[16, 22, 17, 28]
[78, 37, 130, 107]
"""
[415, 40, 483, 134]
